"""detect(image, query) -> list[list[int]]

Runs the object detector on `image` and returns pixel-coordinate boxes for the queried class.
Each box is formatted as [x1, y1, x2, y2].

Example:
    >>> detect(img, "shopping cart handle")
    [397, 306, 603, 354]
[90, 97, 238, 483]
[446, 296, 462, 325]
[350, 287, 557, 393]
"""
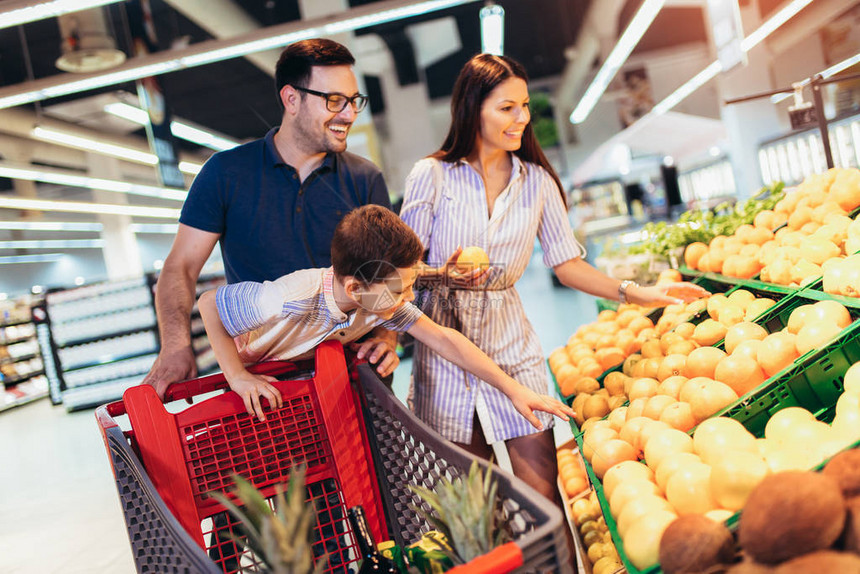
[162, 359, 314, 403]
[446, 542, 523, 574]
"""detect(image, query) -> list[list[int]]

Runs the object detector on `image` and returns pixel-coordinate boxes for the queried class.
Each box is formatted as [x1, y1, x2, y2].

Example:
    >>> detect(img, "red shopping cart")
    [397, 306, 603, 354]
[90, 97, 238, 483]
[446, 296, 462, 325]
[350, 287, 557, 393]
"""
[96, 340, 572, 574]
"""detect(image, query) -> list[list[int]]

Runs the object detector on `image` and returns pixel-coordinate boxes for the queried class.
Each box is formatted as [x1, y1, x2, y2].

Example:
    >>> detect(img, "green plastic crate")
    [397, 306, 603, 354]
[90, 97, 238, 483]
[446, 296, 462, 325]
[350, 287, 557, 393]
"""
[714, 290, 860, 436]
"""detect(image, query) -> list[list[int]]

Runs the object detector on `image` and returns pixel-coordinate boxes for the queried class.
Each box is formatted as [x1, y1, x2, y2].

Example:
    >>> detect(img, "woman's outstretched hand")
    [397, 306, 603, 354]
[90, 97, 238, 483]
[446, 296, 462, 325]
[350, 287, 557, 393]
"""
[631, 281, 710, 307]
[509, 385, 576, 431]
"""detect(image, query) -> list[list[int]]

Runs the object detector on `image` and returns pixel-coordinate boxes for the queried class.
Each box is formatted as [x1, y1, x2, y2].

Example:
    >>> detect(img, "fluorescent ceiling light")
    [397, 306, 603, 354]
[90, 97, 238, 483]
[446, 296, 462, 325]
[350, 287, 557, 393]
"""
[0, 196, 180, 218]
[31, 125, 203, 174]
[644, 0, 813, 120]
[33, 126, 158, 165]
[740, 0, 814, 52]
[0, 0, 125, 31]
[0, 253, 65, 265]
[771, 52, 860, 104]
[0, 239, 104, 249]
[0, 0, 478, 110]
[0, 162, 187, 201]
[0, 221, 103, 231]
[104, 102, 239, 151]
[570, 0, 665, 124]
[480, 3, 505, 56]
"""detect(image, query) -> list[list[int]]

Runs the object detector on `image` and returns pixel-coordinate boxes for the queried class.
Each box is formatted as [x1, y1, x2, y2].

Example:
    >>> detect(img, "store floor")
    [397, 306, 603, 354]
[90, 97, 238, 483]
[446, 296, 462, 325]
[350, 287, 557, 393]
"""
[0, 251, 595, 573]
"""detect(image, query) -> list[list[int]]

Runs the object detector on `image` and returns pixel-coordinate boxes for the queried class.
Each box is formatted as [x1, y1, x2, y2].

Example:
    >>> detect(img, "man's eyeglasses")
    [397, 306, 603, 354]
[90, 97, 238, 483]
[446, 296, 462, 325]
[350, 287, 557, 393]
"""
[292, 85, 369, 113]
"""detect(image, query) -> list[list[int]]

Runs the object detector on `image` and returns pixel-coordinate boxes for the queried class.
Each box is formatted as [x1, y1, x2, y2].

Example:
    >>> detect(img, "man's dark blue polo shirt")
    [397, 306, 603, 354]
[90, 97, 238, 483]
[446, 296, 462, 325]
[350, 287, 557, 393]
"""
[179, 127, 392, 284]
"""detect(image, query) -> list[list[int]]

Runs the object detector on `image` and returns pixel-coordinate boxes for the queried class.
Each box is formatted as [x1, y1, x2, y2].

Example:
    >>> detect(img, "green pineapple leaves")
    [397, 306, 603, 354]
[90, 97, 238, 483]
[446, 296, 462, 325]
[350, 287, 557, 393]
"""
[210, 467, 327, 574]
[409, 460, 510, 564]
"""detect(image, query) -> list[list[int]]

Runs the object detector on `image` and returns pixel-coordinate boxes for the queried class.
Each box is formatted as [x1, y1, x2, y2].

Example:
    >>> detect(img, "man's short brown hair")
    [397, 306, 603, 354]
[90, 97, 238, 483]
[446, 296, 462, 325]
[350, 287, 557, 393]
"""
[331, 205, 423, 284]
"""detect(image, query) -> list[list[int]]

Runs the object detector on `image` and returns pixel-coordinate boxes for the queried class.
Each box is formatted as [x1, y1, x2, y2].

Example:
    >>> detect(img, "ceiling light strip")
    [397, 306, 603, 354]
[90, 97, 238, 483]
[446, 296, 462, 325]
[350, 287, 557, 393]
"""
[32, 126, 159, 165]
[0, 253, 65, 264]
[771, 52, 860, 103]
[0, 0, 125, 31]
[739, 0, 815, 52]
[645, 0, 814, 119]
[0, 163, 187, 201]
[0, 196, 180, 219]
[30, 124, 203, 174]
[0, 239, 104, 249]
[0, 221, 103, 231]
[104, 102, 239, 151]
[0, 0, 478, 109]
[569, 0, 666, 124]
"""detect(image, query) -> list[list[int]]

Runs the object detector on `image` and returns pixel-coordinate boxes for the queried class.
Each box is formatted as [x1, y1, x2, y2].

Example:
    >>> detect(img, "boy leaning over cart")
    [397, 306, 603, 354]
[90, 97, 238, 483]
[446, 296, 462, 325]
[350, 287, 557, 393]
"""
[199, 204, 575, 426]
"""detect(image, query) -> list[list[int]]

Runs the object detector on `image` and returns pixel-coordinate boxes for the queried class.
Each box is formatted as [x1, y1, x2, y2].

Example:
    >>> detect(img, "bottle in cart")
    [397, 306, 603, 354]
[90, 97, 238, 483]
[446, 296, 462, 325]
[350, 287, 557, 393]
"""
[347, 505, 399, 573]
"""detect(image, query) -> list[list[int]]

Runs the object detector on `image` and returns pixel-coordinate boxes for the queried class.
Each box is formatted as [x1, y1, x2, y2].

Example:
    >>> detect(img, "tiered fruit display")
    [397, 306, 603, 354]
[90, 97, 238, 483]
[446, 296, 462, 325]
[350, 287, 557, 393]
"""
[549, 273, 708, 421]
[580, 361, 860, 571]
[572, 491, 623, 574]
[557, 446, 590, 500]
[684, 167, 860, 285]
[657, 448, 860, 573]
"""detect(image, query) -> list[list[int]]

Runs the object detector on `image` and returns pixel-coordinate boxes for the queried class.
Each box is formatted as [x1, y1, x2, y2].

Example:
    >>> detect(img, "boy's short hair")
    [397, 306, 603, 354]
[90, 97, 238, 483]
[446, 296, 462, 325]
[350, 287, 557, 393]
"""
[275, 38, 355, 103]
[331, 205, 424, 284]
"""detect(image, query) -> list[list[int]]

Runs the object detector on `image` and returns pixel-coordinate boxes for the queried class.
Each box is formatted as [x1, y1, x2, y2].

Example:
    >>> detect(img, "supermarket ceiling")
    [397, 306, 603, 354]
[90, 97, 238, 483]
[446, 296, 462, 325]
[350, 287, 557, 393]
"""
[0, 0, 718, 147]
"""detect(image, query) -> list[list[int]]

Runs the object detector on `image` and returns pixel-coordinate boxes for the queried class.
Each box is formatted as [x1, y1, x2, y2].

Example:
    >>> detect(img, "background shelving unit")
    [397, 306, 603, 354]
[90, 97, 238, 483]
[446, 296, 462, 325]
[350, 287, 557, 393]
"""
[36, 277, 159, 412]
[33, 270, 225, 412]
[0, 295, 48, 412]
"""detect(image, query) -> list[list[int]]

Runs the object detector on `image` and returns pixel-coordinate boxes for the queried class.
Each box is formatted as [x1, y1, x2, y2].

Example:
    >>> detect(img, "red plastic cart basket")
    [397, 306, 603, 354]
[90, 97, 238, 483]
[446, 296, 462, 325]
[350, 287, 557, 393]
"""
[96, 341, 572, 574]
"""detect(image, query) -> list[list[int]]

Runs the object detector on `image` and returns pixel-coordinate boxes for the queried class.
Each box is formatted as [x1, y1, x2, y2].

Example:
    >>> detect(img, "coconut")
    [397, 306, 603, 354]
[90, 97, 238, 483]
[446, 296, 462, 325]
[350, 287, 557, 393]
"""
[823, 449, 860, 498]
[738, 471, 846, 564]
[841, 497, 860, 554]
[658, 514, 735, 574]
[726, 560, 773, 574]
[772, 550, 860, 573]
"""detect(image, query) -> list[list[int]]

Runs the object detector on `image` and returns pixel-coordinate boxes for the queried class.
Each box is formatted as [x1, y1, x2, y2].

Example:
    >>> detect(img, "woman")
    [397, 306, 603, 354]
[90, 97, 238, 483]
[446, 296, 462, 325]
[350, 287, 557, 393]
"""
[400, 54, 705, 538]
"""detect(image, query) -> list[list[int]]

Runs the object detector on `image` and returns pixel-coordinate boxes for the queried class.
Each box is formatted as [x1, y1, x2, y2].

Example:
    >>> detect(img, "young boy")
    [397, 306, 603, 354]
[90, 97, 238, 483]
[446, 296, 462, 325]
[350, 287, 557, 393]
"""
[199, 205, 574, 426]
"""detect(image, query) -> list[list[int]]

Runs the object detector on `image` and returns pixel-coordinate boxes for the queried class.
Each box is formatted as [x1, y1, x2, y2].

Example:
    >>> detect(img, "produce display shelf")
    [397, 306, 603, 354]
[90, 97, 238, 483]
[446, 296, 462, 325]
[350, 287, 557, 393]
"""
[0, 352, 38, 366]
[714, 292, 860, 436]
[0, 335, 35, 346]
[553, 274, 791, 403]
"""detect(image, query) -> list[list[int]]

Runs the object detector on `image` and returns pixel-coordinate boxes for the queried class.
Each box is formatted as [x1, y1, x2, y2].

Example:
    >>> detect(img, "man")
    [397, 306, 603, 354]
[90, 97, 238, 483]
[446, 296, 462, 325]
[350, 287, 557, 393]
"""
[142, 38, 399, 398]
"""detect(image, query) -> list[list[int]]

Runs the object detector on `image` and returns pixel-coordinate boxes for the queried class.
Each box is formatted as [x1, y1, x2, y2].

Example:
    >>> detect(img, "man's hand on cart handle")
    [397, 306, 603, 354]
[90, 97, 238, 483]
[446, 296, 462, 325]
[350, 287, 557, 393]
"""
[509, 386, 576, 431]
[225, 370, 284, 422]
[141, 346, 198, 399]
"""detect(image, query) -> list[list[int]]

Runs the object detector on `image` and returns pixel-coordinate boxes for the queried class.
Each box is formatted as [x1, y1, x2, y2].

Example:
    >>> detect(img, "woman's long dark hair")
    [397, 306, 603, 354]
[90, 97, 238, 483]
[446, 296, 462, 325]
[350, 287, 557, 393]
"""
[431, 53, 566, 206]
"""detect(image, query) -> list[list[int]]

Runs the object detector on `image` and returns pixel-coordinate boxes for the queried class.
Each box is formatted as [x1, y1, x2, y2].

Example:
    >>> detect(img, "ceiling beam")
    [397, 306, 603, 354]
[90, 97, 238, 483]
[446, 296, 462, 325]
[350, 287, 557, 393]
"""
[162, 0, 279, 77]
[0, 0, 479, 109]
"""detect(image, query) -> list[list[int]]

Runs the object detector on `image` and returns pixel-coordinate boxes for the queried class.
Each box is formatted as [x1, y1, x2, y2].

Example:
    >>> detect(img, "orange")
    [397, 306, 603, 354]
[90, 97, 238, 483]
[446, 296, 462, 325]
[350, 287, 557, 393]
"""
[657, 375, 688, 400]
[710, 235, 728, 251]
[724, 321, 768, 354]
[688, 381, 738, 422]
[756, 332, 799, 377]
[754, 209, 776, 230]
[810, 300, 852, 329]
[697, 253, 712, 272]
[597, 309, 617, 322]
[707, 249, 726, 274]
[660, 332, 685, 354]
[666, 340, 698, 356]
[641, 339, 664, 359]
[692, 319, 728, 346]
[796, 322, 842, 356]
[731, 338, 762, 362]
[640, 357, 662, 380]
[564, 475, 589, 497]
[684, 242, 708, 269]
[456, 246, 490, 273]
[714, 354, 767, 396]
[685, 346, 727, 379]
[604, 371, 628, 397]
[657, 354, 688, 382]
[628, 316, 655, 335]
[579, 361, 604, 379]
[616, 309, 642, 328]
[674, 322, 696, 339]
[596, 347, 626, 371]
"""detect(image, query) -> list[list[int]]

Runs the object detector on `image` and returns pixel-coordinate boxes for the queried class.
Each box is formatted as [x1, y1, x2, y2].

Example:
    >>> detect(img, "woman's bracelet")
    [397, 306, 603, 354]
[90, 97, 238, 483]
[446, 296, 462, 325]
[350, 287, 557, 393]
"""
[618, 280, 639, 304]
